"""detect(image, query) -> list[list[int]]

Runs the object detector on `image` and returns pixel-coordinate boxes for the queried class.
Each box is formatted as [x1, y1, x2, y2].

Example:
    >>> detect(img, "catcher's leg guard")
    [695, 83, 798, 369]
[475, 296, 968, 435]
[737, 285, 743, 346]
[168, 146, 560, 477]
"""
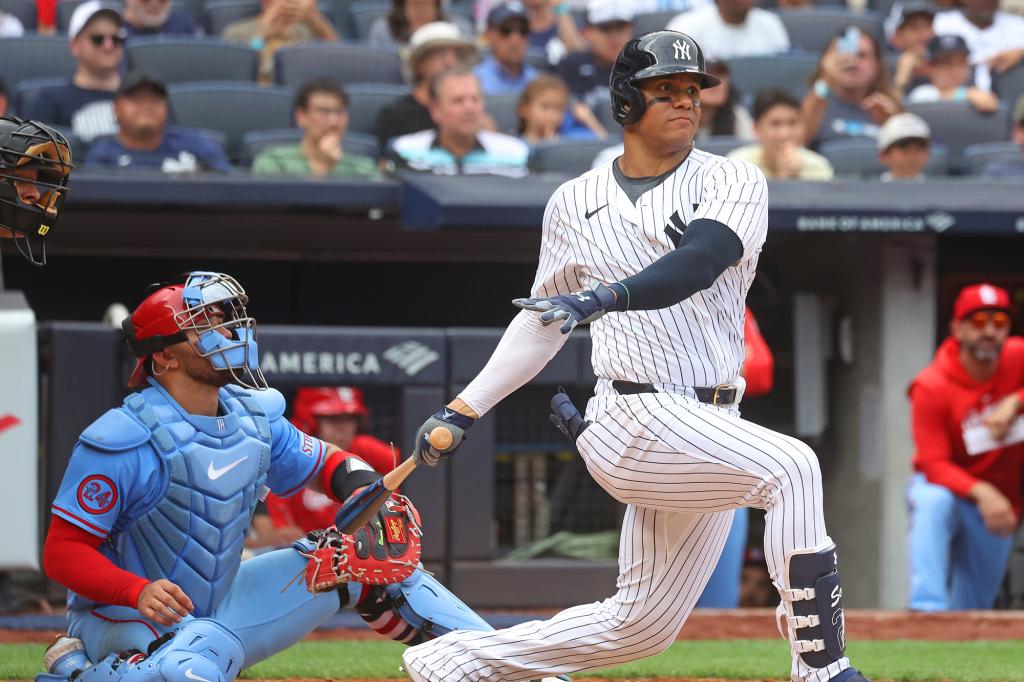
[776, 540, 848, 671]
[384, 570, 493, 639]
[75, 619, 244, 682]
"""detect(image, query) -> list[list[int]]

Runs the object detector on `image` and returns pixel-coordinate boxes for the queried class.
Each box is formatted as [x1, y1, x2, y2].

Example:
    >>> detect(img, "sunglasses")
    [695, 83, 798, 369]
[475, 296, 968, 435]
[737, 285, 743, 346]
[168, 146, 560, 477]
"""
[498, 24, 529, 37]
[88, 33, 125, 47]
[967, 310, 1011, 330]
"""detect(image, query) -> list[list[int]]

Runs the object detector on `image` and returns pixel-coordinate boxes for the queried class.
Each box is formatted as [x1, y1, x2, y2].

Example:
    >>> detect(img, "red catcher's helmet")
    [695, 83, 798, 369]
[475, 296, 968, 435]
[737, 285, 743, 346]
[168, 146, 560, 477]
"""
[122, 284, 189, 389]
[291, 386, 370, 435]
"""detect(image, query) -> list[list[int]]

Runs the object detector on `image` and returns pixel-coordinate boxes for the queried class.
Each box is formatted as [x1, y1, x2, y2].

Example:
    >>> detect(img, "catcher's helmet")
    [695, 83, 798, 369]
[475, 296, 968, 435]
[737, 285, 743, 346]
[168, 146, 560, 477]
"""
[0, 116, 72, 265]
[609, 31, 721, 126]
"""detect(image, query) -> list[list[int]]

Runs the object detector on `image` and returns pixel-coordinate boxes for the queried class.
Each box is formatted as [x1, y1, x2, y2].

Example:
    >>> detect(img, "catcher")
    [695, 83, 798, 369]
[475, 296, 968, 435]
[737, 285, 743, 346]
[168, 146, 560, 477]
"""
[35, 271, 531, 682]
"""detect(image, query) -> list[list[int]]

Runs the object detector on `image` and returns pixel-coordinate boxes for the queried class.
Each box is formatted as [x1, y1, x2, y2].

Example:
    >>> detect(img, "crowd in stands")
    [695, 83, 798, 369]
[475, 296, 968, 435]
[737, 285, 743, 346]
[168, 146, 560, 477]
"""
[2, 0, 1024, 179]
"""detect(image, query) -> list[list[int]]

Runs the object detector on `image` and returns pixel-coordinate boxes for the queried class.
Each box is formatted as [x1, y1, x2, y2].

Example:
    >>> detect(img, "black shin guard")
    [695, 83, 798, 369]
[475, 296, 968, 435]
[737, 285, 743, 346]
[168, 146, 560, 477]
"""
[779, 540, 847, 670]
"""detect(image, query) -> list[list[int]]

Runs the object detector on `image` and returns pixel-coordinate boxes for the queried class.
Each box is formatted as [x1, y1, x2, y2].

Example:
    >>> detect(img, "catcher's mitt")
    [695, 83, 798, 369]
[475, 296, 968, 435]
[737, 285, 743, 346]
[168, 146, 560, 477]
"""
[302, 493, 422, 592]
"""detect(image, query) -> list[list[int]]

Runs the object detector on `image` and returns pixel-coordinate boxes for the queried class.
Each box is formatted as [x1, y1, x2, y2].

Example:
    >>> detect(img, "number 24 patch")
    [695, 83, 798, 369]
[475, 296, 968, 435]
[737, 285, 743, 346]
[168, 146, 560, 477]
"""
[77, 475, 118, 514]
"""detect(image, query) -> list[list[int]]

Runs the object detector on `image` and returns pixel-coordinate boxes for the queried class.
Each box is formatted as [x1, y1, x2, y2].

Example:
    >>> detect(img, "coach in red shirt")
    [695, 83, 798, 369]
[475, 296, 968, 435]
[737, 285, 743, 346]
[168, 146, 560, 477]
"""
[907, 283, 1024, 610]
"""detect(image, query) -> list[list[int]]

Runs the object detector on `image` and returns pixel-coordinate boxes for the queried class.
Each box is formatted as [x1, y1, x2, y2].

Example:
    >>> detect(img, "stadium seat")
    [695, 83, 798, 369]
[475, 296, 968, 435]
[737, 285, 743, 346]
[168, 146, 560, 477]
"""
[48, 125, 84, 167]
[486, 92, 521, 135]
[819, 137, 949, 177]
[55, 0, 124, 33]
[11, 77, 68, 119]
[126, 37, 260, 84]
[0, 0, 37, 30]
[348, 0, 388, 40]
[0, 36, 76, 90]
[728, 53, 818, 101]
[320, 0, 360, 38]
[994, 62, 1024, 116]
[775, 8, 885, 55]
[167, 82, 295, 161]
[528, 138, 620, 175]
[344, 83, 408, 134]
[632, 10, 677, 35]
[274, 42, 404, 87]
[698, 136, 749, 157]
[203, 0, 260, 35]
[905, 101, 1011, 172]
[963, 141, 1021, 176]
[524, 48, 550, 73]
[241, 128, 380, 166]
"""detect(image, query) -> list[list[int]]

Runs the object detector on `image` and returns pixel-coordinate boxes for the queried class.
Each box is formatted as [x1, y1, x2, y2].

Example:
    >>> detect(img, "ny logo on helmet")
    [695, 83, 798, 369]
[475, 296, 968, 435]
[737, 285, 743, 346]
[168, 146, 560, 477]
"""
[672, 39, 691, 61]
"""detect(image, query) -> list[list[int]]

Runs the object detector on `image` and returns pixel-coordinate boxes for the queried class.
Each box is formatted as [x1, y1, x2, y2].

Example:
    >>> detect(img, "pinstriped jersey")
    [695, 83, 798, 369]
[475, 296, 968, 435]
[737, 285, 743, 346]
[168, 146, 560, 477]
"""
[531, 148, 769, 388]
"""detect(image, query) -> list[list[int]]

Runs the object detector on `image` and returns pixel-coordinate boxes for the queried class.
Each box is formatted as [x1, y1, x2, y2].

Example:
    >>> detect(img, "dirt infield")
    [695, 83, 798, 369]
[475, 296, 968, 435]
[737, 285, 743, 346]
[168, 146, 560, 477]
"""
[4, 608, 1024, 645]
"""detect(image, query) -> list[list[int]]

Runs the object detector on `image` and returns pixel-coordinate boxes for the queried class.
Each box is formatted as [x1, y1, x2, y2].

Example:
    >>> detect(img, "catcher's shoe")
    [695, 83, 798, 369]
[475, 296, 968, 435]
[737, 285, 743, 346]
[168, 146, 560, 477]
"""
[44, 635, 89, 676]
[401, 664, 568, 682]
[829, 668, 873, 682]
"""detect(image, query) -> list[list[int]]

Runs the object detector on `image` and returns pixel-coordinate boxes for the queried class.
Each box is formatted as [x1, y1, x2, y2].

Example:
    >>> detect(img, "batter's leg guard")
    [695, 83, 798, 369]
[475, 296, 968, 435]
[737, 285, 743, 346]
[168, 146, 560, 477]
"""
[776, 540, 848, 670]
[74, 619, 244, 682]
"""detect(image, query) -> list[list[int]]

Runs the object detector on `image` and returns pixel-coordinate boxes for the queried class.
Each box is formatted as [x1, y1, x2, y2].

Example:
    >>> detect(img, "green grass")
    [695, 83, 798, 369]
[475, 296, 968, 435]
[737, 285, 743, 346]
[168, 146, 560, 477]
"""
[2, 639, 1023, 680]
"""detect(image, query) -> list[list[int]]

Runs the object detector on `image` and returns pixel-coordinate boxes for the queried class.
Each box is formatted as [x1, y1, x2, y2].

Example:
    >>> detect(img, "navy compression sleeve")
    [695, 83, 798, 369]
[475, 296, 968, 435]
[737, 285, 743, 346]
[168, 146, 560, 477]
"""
[608, 219, 744, 311]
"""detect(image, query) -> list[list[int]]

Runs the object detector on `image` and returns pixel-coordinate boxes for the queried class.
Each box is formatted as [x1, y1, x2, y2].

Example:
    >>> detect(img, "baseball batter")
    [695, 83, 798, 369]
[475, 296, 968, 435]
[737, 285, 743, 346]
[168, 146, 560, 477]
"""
[404, 32, 870, 682]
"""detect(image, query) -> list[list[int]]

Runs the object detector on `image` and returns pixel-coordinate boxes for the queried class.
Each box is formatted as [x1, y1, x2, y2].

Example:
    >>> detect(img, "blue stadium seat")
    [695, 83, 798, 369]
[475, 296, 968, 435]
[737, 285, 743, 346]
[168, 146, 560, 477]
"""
[344, 82, 408, 134]
[126, 37, 260, 84]
[994, 62, 1024, 117]
[0, 36, 76, 90]
[905, 101, 1011, 172]
[0, 0, 37, 30]
[348, 0, 388, 40]
[819, 137, 949, 177]
[528, 138, 621, 175]
[698, 136, 749, 157]
[11, 77, 68, 119]
[273, 42, 404, 87]
[728, 53, 818, 101]
[320, 0, 360, 38]
[632, 10, 677, 35]
[167, 82, 295, 161]
[241, 128, 380, 166]
[774, 8, 885, 55]
[486, 92, 521, 135]
[963, 141, 1021, 176]
[203, 0, 260, 35]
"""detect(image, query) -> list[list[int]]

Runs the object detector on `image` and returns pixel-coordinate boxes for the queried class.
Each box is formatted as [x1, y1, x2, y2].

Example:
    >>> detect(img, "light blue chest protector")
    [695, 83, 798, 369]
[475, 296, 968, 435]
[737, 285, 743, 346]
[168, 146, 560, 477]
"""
[114, 383, 272, 617]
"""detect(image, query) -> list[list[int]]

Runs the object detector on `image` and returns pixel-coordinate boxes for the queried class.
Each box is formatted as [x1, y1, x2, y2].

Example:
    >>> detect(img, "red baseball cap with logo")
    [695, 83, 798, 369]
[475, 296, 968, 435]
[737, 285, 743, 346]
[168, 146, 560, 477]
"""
[953, 283, 1012, 321]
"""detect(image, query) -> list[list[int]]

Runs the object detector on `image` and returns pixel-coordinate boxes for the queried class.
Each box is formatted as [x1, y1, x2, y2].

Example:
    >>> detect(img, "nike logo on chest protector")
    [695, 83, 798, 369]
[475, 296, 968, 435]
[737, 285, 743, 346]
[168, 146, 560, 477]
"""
[208, 456, 248, 480]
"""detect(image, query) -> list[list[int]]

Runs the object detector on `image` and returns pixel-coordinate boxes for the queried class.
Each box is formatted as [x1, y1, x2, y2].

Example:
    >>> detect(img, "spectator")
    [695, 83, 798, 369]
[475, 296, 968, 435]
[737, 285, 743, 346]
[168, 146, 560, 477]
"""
[666, 0, 789, 61]
[933, 0, 1024, 91]
[222, 0, 338, 84]
[368, 0, 473, 49]
[519, 0, 585, 66]
[476, 2, 539, 95]
[907, 283, 1024, 611]
[984, 95, 1024, 176]
[84, 73, 232, 173]
[0, 9, 24, 36]
[802, 26, 901, 149]
[388, 65, 530, 176]
[729, 88, 833, 180]
[877, 112, 931, 181]
[374, 22, 477, 149]
[23, 1, 124, 143]
[558, 0, 634, 121]
[253, 79, 381, 179]
[695, 60, 753, 141]
[907, 35, 999, 112]
[517, 74, 569, 144]
[123, 0, 198, 36]
[887, 1, 936, 94]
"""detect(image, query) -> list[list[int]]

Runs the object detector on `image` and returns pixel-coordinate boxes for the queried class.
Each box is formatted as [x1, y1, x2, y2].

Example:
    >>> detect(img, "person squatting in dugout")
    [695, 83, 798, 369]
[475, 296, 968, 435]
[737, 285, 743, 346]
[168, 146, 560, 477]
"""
[36, 271, 565, 682]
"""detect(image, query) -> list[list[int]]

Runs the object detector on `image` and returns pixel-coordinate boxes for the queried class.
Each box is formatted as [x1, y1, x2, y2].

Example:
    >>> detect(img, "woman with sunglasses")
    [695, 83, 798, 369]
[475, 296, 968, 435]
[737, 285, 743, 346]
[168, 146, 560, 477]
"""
[907, 282, 1024, 611]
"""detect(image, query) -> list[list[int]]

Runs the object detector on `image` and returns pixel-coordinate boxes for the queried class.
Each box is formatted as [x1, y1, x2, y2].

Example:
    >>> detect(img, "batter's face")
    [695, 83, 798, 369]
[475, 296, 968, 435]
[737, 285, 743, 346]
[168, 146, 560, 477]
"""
[630, 73, 703, 148]
[953, 309, 1011, 363]
[317, 414, 360, 449]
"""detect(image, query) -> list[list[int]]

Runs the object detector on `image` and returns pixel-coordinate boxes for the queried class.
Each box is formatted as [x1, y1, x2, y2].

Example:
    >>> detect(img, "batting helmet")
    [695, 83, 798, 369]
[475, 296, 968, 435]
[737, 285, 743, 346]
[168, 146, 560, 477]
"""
[122, 271, 266, 391]
[609, 31, 721, 126]
[291, 386, 369, 435]
[0, 116, 73, 265]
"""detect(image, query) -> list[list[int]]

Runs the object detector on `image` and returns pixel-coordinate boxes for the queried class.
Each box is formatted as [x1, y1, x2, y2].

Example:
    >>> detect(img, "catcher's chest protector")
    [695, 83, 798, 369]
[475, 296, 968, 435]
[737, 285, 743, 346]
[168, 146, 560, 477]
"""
[115, 384, 271, 616]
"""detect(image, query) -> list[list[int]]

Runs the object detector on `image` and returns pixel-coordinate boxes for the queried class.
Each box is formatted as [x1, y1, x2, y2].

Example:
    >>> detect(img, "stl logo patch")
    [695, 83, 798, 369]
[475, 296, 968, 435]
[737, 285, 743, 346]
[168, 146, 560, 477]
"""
[385, 516, 405, 544]
[77, 475, 118, 514]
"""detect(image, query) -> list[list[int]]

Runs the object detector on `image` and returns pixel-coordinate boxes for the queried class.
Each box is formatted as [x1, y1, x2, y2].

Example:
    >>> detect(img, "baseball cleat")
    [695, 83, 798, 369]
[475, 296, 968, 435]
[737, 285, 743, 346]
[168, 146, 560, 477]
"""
[830, 668, 873, 682]
[43, 635, 89, 677]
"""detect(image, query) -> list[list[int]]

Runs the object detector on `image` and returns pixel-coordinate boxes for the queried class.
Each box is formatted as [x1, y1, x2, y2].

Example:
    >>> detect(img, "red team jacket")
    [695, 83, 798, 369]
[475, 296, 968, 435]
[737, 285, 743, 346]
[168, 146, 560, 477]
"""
[265, 434, 397, 532]
[908, 336, 1024, 515]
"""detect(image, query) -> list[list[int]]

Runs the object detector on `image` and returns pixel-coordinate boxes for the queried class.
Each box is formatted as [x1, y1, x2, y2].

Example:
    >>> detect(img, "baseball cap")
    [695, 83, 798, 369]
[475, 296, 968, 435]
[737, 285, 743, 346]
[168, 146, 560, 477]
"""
[926, 34, 969, 61]
[586, 0, 635, 26]
[68, 0, 124, 39]
[487, 1, 528, 28]
[309, 386, 370, 417]
[953, 283, 1012, 321]
[877, 112, 931, 151]
[115, 72, 167, 99]
[896, 1, 935, 26]
[404, 21, 476, 69]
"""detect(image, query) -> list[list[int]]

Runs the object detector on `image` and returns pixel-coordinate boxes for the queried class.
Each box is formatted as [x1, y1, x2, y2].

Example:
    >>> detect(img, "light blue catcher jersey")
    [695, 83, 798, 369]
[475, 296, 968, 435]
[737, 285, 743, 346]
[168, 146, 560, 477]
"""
[51, 379, 329, 616]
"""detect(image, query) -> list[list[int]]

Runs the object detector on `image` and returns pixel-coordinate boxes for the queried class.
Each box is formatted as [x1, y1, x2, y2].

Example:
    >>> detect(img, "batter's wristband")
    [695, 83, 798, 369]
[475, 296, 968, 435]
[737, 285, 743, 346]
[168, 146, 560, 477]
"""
[608, 282, 630, 311]
[433, 408, 475, 430]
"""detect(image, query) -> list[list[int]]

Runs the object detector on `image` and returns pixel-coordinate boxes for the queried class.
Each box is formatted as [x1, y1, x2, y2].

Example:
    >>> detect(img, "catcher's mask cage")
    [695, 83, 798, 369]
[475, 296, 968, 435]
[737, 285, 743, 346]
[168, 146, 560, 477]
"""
[0, 117, 73, 266]
[124, 271, 268, 391]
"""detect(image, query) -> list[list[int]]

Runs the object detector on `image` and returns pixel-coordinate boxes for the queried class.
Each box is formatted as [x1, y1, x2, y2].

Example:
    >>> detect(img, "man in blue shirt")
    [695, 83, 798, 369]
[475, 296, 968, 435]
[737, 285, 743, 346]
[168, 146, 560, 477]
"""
[474, 2, 540, 95]
[85, 73, 232, 173]
[123, 0, 198, 36]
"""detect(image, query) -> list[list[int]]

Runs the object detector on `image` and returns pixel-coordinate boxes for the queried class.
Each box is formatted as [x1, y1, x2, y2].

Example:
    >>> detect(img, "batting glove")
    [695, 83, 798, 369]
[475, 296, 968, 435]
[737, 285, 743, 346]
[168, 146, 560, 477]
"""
[413, 408, 475, 466]
[513, 283, 624, 334]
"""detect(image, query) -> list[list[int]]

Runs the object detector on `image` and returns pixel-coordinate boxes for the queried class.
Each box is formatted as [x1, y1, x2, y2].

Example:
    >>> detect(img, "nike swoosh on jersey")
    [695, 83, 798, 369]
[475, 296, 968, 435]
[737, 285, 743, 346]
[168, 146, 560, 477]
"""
[185, 669, 212, 682]
[585, 204, 609, 220]
[207, 456, 248, 480]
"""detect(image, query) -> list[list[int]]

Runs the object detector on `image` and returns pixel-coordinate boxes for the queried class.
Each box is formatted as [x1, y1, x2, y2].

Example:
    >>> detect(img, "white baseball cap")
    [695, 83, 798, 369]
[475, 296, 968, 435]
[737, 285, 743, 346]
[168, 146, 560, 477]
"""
[877, 112, 931, 151]
[586, 0, 635, 26]
[68, 0, 123, 39]
[403, 21, 476, 68]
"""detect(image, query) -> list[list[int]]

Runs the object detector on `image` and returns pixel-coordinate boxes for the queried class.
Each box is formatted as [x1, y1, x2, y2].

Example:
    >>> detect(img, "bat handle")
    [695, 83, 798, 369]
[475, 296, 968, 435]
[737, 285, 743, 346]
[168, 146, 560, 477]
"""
[428, 426, 453, 451]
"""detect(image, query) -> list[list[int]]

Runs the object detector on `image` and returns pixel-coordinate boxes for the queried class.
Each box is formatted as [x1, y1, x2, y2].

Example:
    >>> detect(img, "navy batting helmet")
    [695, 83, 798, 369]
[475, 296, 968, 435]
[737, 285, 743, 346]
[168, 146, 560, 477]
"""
[609, 31, 721, 126]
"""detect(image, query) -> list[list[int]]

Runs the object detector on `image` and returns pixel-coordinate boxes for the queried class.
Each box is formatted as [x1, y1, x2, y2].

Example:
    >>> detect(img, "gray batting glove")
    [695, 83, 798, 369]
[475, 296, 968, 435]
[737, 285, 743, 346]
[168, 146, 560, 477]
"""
[413, 407, 476, 466]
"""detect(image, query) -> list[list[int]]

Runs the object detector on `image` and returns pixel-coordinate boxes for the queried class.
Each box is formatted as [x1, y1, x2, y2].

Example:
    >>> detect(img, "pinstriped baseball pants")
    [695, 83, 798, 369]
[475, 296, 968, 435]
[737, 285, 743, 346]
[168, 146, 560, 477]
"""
[403, 388, 850, 682]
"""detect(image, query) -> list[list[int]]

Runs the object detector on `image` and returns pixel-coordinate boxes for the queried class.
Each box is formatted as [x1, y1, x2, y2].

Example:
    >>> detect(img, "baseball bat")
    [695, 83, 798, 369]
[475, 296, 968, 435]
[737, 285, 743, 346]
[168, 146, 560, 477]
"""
[334, 426, 453, 534]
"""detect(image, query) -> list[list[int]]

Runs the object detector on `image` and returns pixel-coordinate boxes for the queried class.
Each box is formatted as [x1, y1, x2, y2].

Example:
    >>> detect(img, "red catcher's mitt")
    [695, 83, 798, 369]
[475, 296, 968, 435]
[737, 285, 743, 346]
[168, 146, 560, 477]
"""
[302, 493, 422, 592]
